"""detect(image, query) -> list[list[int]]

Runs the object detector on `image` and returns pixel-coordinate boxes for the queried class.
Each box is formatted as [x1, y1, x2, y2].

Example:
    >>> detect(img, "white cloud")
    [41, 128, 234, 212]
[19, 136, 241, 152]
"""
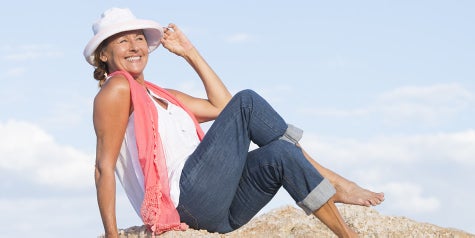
[0, 120, 94, 188]
[300, 83, 474, 126]
[380, 182, 441, 214]
[300, 129, 475, 166]
[377, 83, 473, 125]
[0, 196, 101, 237]
[4, 67, 26, 77]
[301, 107, 370, 117]
[226, 33, 253, 43]
[44, 97, 93, 128]
[379, 83, 473, 103]
[1, 44, 63, 61]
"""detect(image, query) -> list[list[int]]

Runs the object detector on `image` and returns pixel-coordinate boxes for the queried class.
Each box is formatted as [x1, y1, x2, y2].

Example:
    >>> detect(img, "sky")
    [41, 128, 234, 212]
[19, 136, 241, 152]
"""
[0, 0, 473, 237]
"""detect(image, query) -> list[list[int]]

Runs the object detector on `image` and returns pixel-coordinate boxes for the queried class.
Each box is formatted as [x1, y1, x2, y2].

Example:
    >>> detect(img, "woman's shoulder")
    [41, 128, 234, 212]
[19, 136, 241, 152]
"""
[104, 74, 130, 88]
[99, 74, 130, 93]
[94, 74, 131, 104]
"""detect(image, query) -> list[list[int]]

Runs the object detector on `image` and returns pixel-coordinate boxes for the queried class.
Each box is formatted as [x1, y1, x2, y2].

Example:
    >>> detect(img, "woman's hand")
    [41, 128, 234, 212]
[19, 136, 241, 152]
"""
[160, 23, 195, 58]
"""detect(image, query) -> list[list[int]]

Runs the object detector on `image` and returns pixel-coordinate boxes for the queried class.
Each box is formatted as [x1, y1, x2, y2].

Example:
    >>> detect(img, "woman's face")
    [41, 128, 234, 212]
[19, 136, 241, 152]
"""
[101, 30, 149, 79]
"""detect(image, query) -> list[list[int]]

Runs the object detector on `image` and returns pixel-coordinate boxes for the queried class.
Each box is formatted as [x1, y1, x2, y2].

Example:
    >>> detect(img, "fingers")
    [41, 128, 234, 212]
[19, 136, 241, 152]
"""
[159, 23, 193, 55]
[167, 23, 177, 30]
[163, 23, 177, 34]
[160, 24, 177, 51]
[163, 27, 171, 35]
[162, 25, 173, 43]
[162, 23, 183, 43]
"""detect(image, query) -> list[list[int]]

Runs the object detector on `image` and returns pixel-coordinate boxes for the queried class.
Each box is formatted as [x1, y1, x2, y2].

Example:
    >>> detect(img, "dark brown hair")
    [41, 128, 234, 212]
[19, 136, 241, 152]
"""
[92, 40, 109, 87]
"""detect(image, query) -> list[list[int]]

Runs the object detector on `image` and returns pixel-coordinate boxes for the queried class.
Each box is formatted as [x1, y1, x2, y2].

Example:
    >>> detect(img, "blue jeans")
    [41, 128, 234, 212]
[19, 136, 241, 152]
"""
[178, 90, 335, 233]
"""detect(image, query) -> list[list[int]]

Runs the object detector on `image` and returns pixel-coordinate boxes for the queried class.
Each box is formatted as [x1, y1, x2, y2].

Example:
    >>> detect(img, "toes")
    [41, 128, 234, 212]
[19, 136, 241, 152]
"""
[367, 193, 384, 206]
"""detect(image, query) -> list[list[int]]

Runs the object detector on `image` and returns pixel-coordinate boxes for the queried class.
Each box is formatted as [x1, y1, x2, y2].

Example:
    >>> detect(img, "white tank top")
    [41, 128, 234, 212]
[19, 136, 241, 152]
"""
[115, 91, 200, 216]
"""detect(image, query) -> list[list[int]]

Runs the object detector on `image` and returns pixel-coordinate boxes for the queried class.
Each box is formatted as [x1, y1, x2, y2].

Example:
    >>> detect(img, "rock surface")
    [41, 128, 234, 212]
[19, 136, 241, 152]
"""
[104, 204, 474, 238]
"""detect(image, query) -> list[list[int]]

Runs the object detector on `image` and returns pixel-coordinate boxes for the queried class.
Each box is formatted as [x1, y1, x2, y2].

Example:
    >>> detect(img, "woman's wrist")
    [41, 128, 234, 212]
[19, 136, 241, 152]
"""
[104, 230, 119, 238]
[182, 46, 198, 61]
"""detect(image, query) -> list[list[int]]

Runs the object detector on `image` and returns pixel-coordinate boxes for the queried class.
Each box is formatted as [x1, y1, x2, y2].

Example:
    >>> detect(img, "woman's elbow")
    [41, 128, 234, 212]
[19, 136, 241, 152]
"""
[94, 161, 116, 186]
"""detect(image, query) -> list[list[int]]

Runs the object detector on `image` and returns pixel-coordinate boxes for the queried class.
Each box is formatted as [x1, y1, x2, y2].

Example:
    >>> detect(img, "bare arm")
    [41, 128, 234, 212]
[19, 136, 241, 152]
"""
[93, 76, 131, 238]
[160, 23, 232, 122]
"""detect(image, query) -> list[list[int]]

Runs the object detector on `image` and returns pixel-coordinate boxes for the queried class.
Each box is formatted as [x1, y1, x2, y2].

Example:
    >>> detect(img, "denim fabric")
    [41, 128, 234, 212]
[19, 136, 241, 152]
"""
[177, 90, 335, 233]
[280, 124, 304, 145]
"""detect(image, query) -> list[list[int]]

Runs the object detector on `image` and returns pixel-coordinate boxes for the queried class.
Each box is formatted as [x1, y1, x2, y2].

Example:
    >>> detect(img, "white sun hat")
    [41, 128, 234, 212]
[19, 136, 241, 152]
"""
[83, 7, 163, 65]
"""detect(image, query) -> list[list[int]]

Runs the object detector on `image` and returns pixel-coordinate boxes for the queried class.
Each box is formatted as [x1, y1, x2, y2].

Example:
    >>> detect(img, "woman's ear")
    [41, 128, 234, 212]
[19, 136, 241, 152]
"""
[99, 51, 108, 62]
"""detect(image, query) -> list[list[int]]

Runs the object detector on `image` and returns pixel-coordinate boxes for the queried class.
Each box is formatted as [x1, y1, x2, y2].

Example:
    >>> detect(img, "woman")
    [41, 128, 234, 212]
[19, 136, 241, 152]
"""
[84, 8, 384, 238]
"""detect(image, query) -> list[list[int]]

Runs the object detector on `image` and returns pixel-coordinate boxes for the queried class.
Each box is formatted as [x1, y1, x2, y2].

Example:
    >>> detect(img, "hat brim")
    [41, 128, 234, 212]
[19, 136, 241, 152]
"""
[83, 19, 163, 65]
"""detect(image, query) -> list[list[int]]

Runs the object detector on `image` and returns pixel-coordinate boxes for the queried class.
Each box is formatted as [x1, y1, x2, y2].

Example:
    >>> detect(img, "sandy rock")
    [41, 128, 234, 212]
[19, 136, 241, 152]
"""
[102, 204, 475, 238]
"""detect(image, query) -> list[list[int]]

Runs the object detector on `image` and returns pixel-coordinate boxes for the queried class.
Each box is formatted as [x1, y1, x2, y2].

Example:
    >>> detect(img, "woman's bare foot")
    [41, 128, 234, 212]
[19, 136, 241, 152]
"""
[300, 147, 385, 207]
[333, 179, 384, 207]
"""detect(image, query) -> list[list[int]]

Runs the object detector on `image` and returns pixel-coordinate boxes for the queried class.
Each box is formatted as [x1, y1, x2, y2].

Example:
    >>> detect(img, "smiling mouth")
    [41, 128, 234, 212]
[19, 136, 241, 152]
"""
[126, 56, 141, 62]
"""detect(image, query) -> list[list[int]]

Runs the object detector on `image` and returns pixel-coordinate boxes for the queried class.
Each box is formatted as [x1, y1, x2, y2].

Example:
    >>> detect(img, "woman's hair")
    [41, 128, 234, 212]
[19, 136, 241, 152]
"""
[92, 40, 109, 87]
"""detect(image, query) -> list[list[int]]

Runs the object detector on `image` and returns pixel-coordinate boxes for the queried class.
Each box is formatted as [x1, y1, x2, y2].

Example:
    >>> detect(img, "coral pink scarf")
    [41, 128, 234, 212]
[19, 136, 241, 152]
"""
[109, 71, 204, 234]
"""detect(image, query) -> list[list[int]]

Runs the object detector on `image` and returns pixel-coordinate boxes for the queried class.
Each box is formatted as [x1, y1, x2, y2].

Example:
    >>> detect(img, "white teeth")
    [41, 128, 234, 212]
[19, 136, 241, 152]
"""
[126, 56, 140, 62]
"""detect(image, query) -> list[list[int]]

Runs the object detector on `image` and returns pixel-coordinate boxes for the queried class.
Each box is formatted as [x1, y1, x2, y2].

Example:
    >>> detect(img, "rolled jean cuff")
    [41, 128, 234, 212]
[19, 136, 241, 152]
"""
[280, 124, 303, 145]
[297, 178, 336, 215]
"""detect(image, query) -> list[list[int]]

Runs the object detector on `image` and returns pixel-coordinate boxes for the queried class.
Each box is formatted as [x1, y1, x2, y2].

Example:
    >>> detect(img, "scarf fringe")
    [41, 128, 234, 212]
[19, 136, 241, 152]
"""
[141, 185, 189, 235]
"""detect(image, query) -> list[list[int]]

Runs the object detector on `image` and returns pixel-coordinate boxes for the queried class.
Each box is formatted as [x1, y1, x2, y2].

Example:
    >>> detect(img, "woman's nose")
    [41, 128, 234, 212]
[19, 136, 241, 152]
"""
[129, 43, 138, 51]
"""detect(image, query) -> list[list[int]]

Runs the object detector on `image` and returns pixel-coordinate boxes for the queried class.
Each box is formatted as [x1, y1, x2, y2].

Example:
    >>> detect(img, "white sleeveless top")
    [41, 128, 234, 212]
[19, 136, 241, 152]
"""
[115, 91, 200, 216]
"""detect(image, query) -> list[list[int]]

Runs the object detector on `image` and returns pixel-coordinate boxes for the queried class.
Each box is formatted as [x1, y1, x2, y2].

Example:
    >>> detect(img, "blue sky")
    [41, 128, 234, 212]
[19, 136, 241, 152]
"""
[0, 1, 474, 237]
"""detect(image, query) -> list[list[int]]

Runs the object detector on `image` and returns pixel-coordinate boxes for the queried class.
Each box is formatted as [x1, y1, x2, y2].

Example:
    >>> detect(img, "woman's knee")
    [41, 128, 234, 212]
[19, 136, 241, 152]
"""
[235, 89, 258, 97]
[233, 89, 261, 103]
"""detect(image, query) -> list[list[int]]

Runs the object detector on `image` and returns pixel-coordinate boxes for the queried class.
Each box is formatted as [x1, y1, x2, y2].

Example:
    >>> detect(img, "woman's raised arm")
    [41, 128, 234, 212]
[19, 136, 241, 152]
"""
[160, 23, 232, 122]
